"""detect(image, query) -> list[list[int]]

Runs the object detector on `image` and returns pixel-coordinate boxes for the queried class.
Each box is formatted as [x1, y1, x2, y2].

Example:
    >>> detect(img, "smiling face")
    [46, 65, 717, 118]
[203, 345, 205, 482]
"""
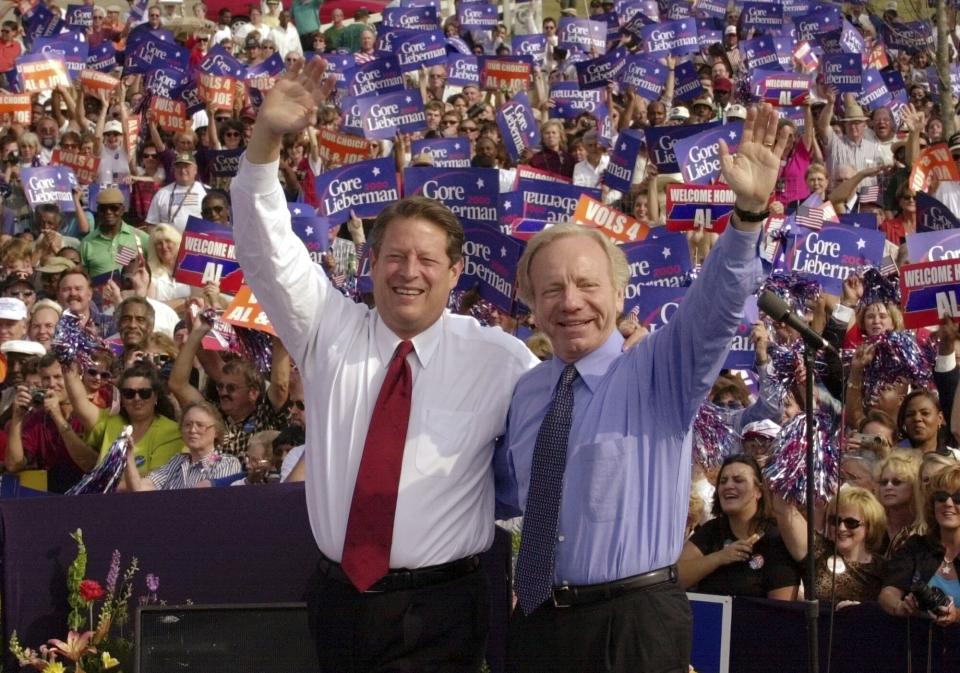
[118, 302, 152, 350]
[28, 306, 58, 350]
[527, 234, 623, 364]
[120, 374, 155, 422]
[58, 272, 92, 315]
[371, 217, 462, 340]
[828, 503, 868, 557]
[181, 406, 218, 453]
[716, 462, 762, 518]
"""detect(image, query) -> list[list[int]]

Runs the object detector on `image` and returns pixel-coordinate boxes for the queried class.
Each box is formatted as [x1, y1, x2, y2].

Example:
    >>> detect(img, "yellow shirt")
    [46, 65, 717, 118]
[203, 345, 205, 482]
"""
[88, 412, 184, 476]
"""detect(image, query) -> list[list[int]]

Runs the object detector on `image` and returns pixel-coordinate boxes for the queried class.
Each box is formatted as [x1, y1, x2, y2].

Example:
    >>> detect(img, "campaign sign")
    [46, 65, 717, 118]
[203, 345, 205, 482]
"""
[34, 32, 88, 82]
[206, 148, 244, 178]
[325, 51, 356, 90]
[917, 192, 960, 234]
[673, 60, 706, 102]
[605, 130, 645, 193]
[344, 56, 405, 97]
[16, 54, 70, 93]
[458, 226, 525, 314]
[622, 284, 688, 331]
[223, 286, 277, 336]
[620, 11, 655, 41]
[857, 67, 891, 112]
[382, 5, 439, 31]
[696, 18, 722, 49]
[645, 122, 721, 174]
[125, 38, 188, 75]
[376, 26, 417, 53]
[906, 230, 960, 263]
[824, 20, 865, 54]
[622, 233, 692, 295]
[899, 260, 960, 328]
[149, 97, 189, 134]
[794, 6, 842, 43]
[514, 165, 572, 186]
[197, 73, 236, 110]
[288, 203, 333, 265]
[675, 122, 743, 185]
[751, 70, 811, 106]
[447, 54, 479, 86]
[175, 217, 244, 293]
[404, 168, 499, 229]
[356, 89, 426, 140]
[53, 148, 99, 184]
[87, 43, 116, 72]
[772, 35, 797, 70]
[517, 179, 600, 223]
[782, 0, 812, 16]
[126, 24, 174, 53]
[0, 94, 32, 125]
[695, 0, 728, 18]
[910, 144, 960, 193]
[576, 46, 627, 90]
[822, 53, 862, 94]
[640, 19, 699, 57]
[739, 2, 783, 31]
[880, 21, 932, 52]
[559, 17, 607, 53]
[480, 56, 533, 92]
[446, 36, 472, 55]
[724, 297, 760, 369]
[595, 10, 622, 42]
[785, 225, 885, 294]
[496, 92, 540, 162]
[548, 83, 605, 118]
[24, 3, 62, 45]
[22, 166, 76, 212]
[145, 68, 188, 99]
[457, 2, 498, 30]
[395, 31, 447, 73]
[666, 0, 692, 20]
[199, 45, 245, 79]
[411, 138, 472, 168]
[619, 55, 667, 100]
[129, 0, 149, 22]
[664, 183, 736, 232]
[314, 157, 400, 225]
[740, 36, 781, 72]
[65, 5, 93, 29]
[79, 69, 120, 96]
[573, 195, 650, 244]
[512, 34, 547, 67]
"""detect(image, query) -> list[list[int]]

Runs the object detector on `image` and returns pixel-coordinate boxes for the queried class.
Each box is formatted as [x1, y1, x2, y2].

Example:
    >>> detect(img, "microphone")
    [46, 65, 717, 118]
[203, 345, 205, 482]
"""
[757, 290, 838, 355]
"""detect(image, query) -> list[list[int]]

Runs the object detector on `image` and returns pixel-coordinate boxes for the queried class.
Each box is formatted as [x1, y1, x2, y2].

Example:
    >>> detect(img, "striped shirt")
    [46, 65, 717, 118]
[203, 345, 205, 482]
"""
[148, 450, 242, 490]
[822, 128, 886, 188]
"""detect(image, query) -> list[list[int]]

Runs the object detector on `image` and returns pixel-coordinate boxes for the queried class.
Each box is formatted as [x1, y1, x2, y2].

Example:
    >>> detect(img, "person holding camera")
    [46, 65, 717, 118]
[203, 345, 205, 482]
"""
[880, 464, 960, 627]
[4, 354, 94, 493]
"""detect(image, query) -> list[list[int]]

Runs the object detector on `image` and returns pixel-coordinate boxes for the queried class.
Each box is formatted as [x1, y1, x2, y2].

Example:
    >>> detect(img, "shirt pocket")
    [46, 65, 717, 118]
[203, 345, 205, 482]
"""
[414, 409, 481, 477]
[572, 437, 633, 523]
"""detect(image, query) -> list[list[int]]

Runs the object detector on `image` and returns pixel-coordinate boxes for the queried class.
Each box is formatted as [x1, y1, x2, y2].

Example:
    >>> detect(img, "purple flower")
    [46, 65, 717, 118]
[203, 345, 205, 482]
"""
[146, 573, 159, 593]
[105, 550, 121, 595]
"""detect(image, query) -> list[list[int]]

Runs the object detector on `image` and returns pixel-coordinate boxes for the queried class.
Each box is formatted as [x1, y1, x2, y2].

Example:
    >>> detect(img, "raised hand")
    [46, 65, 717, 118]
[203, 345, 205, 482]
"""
[718, 103, 785, 213]
[256, 58, 336, 139]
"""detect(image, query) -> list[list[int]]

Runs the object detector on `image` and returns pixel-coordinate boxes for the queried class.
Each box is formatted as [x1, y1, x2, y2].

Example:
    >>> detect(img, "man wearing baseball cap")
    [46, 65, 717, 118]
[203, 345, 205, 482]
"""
[80, 188, 149, 278]
[145, 152, 208, 233]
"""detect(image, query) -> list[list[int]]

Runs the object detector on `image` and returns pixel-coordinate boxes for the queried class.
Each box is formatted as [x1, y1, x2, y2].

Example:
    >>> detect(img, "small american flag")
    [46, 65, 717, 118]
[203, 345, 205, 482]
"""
[794, 206, 824, 230]
[880, 255, 899, 278]
[115, 245, 138, 266]
[628, 305, 640, 320]
[858, 185, 880, 204]
[820, 201, 839, 222]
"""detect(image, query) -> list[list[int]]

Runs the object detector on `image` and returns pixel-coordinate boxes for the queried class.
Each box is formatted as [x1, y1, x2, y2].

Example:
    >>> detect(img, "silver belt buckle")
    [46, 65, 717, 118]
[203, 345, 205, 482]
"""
[551, 585, 572, 608]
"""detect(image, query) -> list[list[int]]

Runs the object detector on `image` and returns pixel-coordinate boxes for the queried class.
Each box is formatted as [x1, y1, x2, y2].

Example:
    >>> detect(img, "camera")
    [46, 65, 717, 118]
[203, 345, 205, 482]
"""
[853, 433, 885, 451]
[30, 388, 47, 406]
[3, 153, 18, 166]
[910, 583, 951, 614]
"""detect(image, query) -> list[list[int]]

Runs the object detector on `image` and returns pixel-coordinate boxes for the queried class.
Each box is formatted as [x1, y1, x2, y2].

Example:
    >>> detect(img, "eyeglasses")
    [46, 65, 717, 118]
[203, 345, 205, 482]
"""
[142, 152, 157, 159]
[223, 131, 241, 138]
[829, 515, 863, 530]
[879, 478, 905, 487]
[933, 491, 960, 505]
[198, 37, 209, 42]
[183, 421, 214, 431]
[291, 400, 305, 410]
[61, 142, 78, 149]
[460, 126, 478, 133]
[120, 387, 154, 400]
[85, 367, 112, 380]
[900, 194, 916, 201]
[442, 119, 459, 126]
[98, 204, 123, 213]
[201, 204, 226, 217]
[216, 382, 247, 394]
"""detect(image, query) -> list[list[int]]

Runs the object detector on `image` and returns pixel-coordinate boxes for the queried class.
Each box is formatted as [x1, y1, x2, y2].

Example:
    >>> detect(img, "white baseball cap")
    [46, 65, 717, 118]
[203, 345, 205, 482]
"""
[0, 340, 45, 356]
[725, 104, 747, 120]
[0, 297, 27, 321]
[104, 120, 123, 135]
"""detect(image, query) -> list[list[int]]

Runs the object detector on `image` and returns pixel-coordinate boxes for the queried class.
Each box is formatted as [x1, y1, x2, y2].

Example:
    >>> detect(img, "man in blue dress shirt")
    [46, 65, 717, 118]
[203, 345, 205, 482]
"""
[496, 104, 785, 673]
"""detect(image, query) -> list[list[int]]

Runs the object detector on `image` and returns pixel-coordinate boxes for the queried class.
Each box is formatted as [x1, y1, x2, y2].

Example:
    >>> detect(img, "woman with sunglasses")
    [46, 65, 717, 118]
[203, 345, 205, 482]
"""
[80, 350, 116, 410]
[130, 142, 166, 226]
[879, 183, 917, 245]
[64, 361, 182, 477]
[876, 450, 922, 556]
[880, 465, 960, 626]
[678, 454, 801, 599]
[122, 400, 242, 490]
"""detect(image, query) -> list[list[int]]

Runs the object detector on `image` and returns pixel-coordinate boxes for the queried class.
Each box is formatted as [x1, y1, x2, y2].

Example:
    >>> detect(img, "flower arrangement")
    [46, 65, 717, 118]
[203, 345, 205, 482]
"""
[10, 529, 159, 673]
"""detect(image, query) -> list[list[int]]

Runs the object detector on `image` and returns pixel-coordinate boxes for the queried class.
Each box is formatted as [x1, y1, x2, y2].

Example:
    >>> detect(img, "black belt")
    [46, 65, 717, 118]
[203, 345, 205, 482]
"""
[317, 553, 480, 593]
[550, 564, 678, 608]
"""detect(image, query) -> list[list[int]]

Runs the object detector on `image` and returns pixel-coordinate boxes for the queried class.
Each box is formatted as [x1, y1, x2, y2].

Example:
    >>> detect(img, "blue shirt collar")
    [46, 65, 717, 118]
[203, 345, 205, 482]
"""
[549, 330, 624, 394]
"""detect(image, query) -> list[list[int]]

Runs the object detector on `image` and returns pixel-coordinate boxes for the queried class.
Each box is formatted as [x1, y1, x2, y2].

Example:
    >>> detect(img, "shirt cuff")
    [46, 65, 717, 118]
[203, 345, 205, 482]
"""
[936, 352, 956, 373]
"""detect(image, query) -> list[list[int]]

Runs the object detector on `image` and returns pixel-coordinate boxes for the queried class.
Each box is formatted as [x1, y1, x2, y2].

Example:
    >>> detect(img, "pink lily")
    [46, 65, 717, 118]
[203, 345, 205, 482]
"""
[47, 631, 97, 661]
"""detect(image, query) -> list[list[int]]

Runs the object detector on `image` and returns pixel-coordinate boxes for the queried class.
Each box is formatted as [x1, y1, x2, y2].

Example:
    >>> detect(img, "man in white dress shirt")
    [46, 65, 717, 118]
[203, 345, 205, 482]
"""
[231, 59, 537, 672]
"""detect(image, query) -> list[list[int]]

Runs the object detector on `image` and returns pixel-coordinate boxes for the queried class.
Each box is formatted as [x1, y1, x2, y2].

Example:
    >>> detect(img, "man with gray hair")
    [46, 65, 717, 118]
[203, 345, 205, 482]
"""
[495, 104, 784, 673]
[571, 129, 621, 204]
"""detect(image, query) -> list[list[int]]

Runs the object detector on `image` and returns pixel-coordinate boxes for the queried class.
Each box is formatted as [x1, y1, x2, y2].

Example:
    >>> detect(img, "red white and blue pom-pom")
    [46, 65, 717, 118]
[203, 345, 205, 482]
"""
[763, 406, 841, 505]
[859, 266, 901, 308]
[67, 426, 133, 495]
[52, 311, 107, 369]
[862, 331, 933, 405]
[760, 272, 822, 315]
[234, 327, 273, 374]
[693, 402, 740, 469]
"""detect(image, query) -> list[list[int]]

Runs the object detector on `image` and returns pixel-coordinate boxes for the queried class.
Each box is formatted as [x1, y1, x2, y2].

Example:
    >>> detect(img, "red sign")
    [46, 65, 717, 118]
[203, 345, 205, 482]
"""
[17, 56, 70, 93]
[198, 73, 236, 111]
[51, 149, 100, 184]
[664, 184, 735, 232]
[316, 128, 376, 166]
[909, 143, 960, 193]
[0, 94, 31, 125]
[480, 58, 532, 93]
[513, 164, 571, 186]
[899, 258, 960, 329]
[79, 69, 119, 96]
[572, 195, 649, 244]
[149, 97, 188, 134]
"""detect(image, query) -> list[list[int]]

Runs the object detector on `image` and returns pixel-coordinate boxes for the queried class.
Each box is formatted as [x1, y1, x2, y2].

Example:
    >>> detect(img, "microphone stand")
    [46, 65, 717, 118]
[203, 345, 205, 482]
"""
[803, 343, 819, 673]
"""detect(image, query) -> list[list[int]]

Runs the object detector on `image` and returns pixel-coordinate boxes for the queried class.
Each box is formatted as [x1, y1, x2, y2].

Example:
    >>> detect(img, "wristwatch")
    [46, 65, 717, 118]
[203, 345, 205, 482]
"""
[733, 204, 769, 222]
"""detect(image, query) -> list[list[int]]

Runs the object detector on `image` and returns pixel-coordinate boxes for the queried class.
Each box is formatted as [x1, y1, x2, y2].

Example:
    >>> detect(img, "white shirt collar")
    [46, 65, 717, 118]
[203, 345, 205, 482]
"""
[372, 310, 445, 371]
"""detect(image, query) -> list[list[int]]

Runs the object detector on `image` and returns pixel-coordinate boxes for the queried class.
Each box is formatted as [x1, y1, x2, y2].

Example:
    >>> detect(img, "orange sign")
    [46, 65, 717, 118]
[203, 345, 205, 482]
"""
[910, 143, 960, 192]
[126, 117, 140, 159]
[0, 94, 31, 125]
[149, 96, 188, 134]
[79, 69, 119, 96]
[16, 56, 70, 93]
[222, 286, 276, 336]
[573, 195, 650, 244]
[51, 149, 100, 184]
[316, 127, 377, 166]
[197, 73, 235, 111]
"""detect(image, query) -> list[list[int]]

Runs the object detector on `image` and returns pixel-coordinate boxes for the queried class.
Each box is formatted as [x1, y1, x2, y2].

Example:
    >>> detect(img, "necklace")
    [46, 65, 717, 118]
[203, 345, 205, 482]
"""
[940, 557, 955, 577]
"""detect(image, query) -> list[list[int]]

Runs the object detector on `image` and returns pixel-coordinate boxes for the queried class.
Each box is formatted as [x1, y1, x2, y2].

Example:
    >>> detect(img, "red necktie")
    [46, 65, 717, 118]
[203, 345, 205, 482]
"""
[341, 340, 415, 592]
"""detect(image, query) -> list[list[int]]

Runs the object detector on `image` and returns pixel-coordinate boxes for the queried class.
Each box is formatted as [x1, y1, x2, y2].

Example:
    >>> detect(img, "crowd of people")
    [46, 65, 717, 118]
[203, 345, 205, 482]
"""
[3, 0, 960, 669]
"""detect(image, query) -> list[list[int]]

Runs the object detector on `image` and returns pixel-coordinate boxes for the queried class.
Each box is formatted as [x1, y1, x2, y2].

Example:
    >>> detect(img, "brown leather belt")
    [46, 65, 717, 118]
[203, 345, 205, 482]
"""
[551, 564, 678, 608]
[317, 553, 481, 593]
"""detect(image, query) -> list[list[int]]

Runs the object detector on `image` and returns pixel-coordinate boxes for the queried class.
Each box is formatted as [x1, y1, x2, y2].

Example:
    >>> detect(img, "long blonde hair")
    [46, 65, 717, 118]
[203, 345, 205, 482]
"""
[147, 224, 182, 277]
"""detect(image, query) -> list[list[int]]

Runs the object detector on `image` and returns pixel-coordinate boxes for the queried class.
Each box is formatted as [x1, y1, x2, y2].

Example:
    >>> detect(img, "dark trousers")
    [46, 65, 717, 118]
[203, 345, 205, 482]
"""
[307, 567, 489, 673]
[507, 580, 692, 673]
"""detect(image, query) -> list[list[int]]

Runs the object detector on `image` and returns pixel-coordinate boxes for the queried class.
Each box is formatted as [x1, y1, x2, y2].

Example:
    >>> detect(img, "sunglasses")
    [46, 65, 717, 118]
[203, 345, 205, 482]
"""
[879, 478, 905, 487]
[900, 194, 916, 201]
[85, 368, 112, 379]
[460, 126, 478, 133]
[223, 131, 241, 138]
[142, 152, 158, 159]
[829, 515, 863, 530]
[442, 120, 459, 126]
[291, 400, 305, 410]
[120, 387, 154, 400]
[216, 382, 247, 394]
[201, 205, 226, 217]
[933, 491, 960, 505]
[98, 204, 123, 213]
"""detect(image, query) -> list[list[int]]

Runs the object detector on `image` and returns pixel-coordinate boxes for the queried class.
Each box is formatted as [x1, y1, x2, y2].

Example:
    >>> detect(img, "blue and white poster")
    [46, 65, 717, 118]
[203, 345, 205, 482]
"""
[404, 167, 500, 229]
[357, 89, 427, 140]
[645, 122, 721, 174]
[674, 123, 743, 185]
[785, 225, 885, 294]
[22, 166, 77, 212]
[575, 46, 627, 90]
[640, 19, 699, 57]
[395, 30, 447, 72]
[382, 5, 439, 31]
[458, 225, 525, 314]
[496, 92, 540, 162]
[411, 138, 472, 168]
[345, 56, 405, 97]
[314, 158, 400, 224]
[447, 54, 479, 85]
